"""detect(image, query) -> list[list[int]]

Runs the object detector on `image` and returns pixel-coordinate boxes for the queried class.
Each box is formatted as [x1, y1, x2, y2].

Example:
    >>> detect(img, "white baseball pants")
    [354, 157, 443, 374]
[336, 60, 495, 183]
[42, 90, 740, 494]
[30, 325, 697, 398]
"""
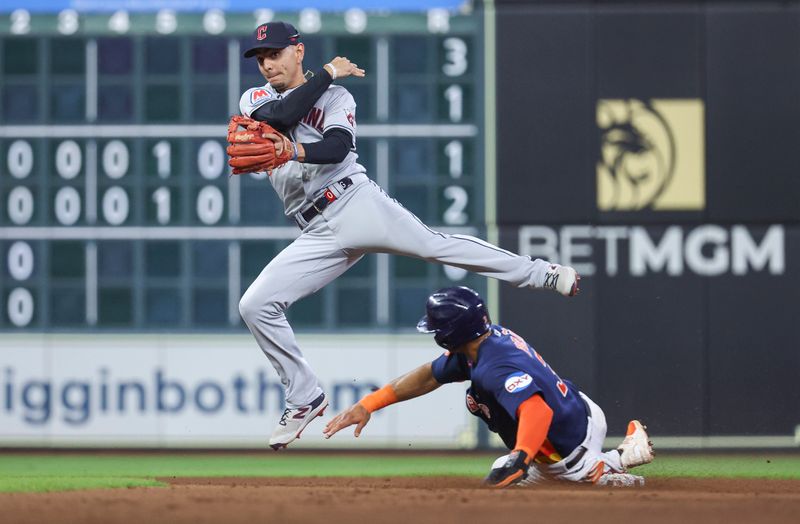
[492, 392, 626, 485]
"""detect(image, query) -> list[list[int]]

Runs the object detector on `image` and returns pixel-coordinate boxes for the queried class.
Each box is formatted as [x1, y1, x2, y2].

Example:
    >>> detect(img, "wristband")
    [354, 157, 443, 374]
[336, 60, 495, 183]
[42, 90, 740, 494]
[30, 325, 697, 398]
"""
[290, 141, 299, 161]
[358, 384, 398, 413]
[325, 63, 337, 80]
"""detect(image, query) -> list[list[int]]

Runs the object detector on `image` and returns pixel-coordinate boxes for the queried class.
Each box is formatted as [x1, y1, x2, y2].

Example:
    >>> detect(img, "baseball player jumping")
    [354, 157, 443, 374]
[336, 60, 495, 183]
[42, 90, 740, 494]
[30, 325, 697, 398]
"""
[324, 287, 654, 488]
[229, 22, 581, 450]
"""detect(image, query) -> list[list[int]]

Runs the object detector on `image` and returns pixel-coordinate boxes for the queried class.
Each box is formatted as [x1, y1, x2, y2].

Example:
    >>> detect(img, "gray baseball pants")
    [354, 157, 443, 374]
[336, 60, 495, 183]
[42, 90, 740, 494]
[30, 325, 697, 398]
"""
[239, 174, 553, 407]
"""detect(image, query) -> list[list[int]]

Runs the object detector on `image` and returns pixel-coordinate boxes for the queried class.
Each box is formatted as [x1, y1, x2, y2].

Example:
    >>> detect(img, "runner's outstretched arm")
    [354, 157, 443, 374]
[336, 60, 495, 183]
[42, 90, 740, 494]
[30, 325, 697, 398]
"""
[323, 363, 440, 438]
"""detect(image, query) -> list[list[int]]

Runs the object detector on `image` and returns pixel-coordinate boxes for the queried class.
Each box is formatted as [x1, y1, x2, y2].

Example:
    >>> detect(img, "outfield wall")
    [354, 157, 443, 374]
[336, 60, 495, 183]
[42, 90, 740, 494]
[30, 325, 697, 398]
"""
[0, 334, 475, 448]
[492, 0, 800, 443]
[2, 332, 796, 450]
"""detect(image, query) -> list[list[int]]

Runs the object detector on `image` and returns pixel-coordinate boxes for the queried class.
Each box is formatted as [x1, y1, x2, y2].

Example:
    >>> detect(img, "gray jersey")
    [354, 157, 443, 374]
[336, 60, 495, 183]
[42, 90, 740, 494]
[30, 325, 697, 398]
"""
[239, 81, 366, 217]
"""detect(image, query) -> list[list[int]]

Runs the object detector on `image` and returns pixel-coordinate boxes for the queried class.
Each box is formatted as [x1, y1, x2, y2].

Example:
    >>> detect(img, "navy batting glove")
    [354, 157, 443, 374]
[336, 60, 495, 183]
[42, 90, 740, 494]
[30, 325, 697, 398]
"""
[483, 450, 530, 488]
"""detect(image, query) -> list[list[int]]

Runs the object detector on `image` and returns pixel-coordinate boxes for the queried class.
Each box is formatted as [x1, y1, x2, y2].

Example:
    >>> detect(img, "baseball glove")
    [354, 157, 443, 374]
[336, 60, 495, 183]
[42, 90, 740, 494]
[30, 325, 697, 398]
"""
[226, 115, 295, 175]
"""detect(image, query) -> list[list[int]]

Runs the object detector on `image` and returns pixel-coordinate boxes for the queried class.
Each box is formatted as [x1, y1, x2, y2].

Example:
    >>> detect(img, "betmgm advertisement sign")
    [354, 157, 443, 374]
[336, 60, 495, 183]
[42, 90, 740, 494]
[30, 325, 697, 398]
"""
[519, 223, 784, 277]
[520, 97, 784, 277]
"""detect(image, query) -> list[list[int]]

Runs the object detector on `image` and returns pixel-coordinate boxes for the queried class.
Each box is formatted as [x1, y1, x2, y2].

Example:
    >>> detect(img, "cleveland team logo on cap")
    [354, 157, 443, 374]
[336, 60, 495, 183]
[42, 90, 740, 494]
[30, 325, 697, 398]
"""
[243, 21, 301, 58]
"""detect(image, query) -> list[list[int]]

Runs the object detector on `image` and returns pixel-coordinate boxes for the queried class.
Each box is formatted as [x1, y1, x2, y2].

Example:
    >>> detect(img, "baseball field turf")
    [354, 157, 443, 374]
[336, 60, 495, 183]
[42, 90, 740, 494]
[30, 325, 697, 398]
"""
[2, 452, 799, 524]
[1, 452, 798, 493]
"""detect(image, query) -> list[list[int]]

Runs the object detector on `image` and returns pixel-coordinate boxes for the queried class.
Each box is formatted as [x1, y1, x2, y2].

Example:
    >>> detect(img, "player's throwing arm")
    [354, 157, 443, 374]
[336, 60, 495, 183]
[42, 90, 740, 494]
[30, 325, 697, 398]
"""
[323, 57, 366, 81]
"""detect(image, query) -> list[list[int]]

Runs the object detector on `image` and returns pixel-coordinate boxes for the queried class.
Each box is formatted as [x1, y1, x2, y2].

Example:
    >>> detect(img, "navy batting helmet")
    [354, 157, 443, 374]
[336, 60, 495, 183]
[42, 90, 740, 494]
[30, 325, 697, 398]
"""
[416, 287, 491, 350]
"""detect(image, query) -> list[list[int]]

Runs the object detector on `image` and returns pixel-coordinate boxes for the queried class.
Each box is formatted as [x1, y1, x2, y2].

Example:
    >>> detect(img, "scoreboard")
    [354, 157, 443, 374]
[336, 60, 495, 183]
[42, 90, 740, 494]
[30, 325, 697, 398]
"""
[0, 8, 486, 332]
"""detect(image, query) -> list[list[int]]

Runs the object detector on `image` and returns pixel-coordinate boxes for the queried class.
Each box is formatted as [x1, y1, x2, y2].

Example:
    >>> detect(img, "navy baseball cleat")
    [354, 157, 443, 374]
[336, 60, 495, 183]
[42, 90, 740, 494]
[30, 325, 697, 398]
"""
[543, 264, 580, 297]
[269, 392, 329, 450]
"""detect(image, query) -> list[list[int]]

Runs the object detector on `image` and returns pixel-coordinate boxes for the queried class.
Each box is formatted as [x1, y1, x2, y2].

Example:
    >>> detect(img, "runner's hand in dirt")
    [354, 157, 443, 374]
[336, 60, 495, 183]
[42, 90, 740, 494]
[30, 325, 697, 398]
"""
[323, 403, 371, 438]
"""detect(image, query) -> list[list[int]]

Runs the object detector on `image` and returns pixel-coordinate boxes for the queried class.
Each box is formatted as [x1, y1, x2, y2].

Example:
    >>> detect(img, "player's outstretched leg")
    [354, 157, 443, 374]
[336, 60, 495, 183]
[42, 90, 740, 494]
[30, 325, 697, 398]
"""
[617, 420, 655, 470]
[328, 181, 579, 296]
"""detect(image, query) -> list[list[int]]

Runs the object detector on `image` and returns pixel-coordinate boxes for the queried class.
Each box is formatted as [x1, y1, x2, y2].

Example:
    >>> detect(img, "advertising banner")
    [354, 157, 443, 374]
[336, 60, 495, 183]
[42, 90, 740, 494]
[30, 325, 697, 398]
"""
[493, 4, 800, 441]
[0, 334, 474, 448]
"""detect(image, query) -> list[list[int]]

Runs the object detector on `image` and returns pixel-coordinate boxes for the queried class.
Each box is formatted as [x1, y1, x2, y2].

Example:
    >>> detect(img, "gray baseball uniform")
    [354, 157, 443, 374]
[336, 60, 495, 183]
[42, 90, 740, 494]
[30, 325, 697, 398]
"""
[238, 82, 555, 408]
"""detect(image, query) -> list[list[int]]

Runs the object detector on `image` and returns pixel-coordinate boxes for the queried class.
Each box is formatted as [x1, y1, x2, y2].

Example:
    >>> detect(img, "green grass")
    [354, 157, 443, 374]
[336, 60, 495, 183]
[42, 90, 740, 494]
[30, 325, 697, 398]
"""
[0, 453, 798, 493]
[0, 476, 163, 493]
[0, 454, 489, 493]
[636, 455, 800, 480]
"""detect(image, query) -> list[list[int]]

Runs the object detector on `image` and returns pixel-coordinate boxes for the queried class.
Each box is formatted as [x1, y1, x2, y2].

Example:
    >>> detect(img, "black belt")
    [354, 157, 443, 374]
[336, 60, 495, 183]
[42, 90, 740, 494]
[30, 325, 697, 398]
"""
[297, 177, 354, 225]
[565, 446, 587, 470]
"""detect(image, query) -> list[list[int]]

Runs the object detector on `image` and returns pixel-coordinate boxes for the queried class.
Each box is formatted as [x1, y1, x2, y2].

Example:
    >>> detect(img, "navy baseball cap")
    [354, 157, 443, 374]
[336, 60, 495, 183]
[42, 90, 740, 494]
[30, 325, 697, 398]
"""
[243, 22, 301, 58]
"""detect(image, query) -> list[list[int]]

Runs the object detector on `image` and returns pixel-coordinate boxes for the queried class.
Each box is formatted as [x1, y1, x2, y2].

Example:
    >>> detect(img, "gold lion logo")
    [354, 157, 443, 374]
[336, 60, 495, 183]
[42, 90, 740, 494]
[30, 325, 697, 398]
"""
[597, 98, 705, 211]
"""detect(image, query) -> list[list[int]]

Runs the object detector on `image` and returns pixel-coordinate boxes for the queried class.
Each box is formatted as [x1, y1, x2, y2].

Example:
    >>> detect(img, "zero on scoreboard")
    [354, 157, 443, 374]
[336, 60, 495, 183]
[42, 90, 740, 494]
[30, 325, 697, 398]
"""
[0, 9, 486, 331]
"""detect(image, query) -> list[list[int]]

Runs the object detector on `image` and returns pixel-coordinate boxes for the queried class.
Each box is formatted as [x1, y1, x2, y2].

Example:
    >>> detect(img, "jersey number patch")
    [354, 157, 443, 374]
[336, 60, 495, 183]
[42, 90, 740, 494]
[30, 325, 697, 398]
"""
[502, 328, 568, 398]
[533, 350, 569, 397]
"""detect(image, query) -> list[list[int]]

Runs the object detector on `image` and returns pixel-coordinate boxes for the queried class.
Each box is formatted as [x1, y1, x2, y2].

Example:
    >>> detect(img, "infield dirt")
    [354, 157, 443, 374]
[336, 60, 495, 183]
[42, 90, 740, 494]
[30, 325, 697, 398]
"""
[1, 476, 799, 524]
